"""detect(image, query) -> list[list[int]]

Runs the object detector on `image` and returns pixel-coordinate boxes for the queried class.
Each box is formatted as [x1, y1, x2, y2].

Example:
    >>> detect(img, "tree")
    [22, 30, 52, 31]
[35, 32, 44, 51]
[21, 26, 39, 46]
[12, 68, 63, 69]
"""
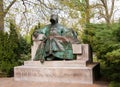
[0, 22, 19, 76]
[95, 0, 115, 25]
[0, 0, 17, 30]
[0, 0, 4, 30]
[0, 0, 58, 31]
[59, 0, 91, 26]
[82, 22, 120, 81]
[0, 21, 31, 76]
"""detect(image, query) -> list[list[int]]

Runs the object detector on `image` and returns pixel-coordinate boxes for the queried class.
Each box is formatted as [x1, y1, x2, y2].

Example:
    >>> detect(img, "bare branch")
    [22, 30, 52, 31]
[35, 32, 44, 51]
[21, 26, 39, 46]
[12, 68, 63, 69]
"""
[109, 0, 115, 18]
[100, 0, 106, 8]
[21, 0, 29, 34]
[37, 0, 52, 10]
[21, 0, 27, 14]
[4, 0, 17, 17]
[91, 3, 103, 8]
[99, 0, 113, 24]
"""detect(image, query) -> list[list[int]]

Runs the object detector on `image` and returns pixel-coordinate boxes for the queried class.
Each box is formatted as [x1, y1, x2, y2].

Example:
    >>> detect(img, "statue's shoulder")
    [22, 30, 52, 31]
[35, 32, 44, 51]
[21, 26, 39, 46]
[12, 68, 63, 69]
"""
[35, 24, 51, 34]
[41, 24, 50, 30]
[38, 24, 50, 31]
[57, 24, 68, 31]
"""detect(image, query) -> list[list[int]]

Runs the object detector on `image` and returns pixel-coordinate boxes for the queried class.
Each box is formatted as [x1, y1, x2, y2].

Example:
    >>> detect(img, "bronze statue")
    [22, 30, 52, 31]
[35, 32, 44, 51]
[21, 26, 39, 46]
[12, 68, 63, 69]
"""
[33, 14, 80, 63]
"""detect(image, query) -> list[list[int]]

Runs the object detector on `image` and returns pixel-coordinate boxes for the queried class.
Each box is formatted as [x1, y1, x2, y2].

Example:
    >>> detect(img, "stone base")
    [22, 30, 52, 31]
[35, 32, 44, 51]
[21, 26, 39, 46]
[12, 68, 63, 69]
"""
[14, 61, 100, 84]
[24, 60, 89, 67]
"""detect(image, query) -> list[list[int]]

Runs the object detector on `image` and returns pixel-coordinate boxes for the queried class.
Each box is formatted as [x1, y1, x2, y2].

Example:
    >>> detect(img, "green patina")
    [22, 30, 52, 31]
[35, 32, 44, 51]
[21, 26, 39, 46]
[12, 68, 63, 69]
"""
[33, 14, 79, 63]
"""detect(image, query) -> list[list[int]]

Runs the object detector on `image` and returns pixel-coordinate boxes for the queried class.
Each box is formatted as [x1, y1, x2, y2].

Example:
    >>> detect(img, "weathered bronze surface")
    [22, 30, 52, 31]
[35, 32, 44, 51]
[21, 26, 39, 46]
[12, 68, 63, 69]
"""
[33, 14, 80, 63]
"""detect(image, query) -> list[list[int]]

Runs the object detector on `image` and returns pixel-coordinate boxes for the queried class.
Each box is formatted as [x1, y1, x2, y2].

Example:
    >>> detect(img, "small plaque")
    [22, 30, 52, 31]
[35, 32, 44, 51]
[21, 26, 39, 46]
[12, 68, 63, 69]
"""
[72, 44, 82, 54]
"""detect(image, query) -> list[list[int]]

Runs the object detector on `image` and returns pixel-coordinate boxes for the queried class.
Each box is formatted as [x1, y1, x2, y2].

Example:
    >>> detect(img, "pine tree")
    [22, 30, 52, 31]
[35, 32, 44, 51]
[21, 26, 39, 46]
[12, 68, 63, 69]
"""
[0, 22, 19, 76]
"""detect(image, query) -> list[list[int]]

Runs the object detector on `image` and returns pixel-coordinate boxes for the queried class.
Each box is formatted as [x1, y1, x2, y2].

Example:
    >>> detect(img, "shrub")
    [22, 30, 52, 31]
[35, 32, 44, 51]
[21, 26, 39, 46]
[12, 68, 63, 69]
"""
[82, 23, 120, 82]
[0, 22, 30, 76]
[109, 81, 120, 87]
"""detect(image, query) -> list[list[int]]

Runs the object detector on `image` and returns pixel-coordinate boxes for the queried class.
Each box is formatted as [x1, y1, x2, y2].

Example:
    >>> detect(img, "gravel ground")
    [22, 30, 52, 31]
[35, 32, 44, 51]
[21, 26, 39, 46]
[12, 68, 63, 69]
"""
[0, 78, 108, 87]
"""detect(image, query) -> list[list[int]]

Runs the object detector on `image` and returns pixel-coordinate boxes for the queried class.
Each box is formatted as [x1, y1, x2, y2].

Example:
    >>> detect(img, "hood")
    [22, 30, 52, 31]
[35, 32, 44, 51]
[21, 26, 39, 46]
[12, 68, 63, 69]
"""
[50, 14, 58, 24]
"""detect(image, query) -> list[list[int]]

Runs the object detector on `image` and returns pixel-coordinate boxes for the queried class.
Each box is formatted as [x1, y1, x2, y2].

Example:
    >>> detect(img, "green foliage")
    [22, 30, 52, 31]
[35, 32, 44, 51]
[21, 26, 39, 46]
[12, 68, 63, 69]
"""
[113, 22, 120, 42]
[104, 49, 120, 81]
[0, 22, 31, 76]
[82, 23, 120, 82]
[106, 49, 120, 63]
[59, 0, 91, 26]
[17, 37, 31, 64]
[18, 37, 31, 55]
[82, 23, 95, 45]
[0, 23, 19, 76]
[109, 81, 120, 87]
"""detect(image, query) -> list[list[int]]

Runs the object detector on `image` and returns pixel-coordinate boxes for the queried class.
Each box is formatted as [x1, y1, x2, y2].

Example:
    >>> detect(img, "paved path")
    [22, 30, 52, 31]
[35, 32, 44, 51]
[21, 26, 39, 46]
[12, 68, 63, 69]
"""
[0, 78, 108, 87]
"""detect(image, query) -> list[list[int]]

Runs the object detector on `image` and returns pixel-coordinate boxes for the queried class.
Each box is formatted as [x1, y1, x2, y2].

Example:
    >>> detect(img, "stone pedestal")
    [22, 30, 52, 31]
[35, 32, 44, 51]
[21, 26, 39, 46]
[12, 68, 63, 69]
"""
[14, 44, 100, 84]
[14, 61, 100, 84]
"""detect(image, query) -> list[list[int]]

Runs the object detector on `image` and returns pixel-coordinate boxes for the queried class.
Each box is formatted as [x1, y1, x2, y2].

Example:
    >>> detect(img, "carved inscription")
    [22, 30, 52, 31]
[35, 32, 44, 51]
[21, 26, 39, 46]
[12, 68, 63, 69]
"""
[15, 68, 91, 80]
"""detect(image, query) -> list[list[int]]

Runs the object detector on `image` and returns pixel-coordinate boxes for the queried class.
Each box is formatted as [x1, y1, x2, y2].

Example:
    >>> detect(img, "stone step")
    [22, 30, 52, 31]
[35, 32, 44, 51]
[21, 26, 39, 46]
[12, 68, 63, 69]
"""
[24, 60, 88, 67]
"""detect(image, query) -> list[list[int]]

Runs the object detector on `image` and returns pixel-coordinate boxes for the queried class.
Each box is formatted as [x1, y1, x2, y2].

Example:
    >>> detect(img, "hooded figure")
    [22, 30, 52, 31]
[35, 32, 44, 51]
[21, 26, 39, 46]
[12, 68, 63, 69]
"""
[33, 14, 80, 63]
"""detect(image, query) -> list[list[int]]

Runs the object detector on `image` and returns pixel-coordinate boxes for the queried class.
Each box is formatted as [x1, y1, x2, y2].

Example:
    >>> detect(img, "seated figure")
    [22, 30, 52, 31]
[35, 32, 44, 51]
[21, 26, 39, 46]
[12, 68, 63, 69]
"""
[33, 14, 80, 63]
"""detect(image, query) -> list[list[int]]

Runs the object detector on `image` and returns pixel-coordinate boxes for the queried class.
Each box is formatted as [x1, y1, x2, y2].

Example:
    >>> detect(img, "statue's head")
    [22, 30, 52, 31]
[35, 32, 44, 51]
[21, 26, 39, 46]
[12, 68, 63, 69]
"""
[50, 14, 58, 25]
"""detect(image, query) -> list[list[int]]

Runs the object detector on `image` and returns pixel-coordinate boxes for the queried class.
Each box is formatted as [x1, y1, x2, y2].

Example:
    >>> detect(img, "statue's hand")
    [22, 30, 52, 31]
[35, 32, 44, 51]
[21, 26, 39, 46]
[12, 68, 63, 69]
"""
[38, 34, 46, 41]
[33, 33, 46, 41]
[49, 35, 69, 42]
[33, 31, 39, 38]
[57, 36, 69, 42]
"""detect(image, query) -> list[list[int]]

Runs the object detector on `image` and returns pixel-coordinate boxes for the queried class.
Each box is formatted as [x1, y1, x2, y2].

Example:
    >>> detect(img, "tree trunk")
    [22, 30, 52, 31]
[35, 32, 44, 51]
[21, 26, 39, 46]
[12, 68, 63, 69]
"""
[100, 0, 115, 25]
[0, 0, 4, 31]
[85, 0, 90, 24]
